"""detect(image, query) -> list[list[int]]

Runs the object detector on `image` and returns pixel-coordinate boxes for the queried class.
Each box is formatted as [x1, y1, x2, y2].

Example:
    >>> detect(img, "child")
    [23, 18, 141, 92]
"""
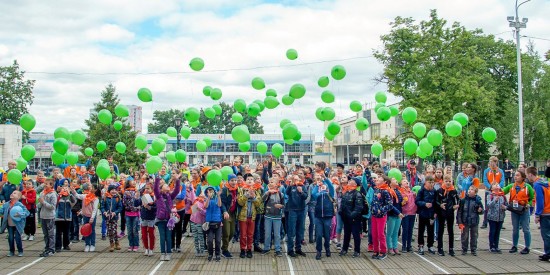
[140, 183, 156, 256]
[415, 175, 436, 255]
[123, 179, 141, 252]
[55, 186, 76, 252]
[70, 180, 83, 243]
[457, 185, 483, 255]
[171, 171, 187, 253]
[39, 178, 57, 257]
[182, 178, 195, 238]
[204, 186, 223, 262]
[400, 179, 416, 253]
[311, 173, 335, 260]
[71, 183, 100, 252]
[370, 175, 395, 260]
[262, 179, 285, 257]
[487, 183, 507, 253]
[0, 190, 30, 256]
[436, 174, 459, 256]
[386, 178, 403, 256]
[102, 185, 123, 252]
[21, 180, 37, 241]
[154, 172, 181, 261]
[190, 192, 207, 257]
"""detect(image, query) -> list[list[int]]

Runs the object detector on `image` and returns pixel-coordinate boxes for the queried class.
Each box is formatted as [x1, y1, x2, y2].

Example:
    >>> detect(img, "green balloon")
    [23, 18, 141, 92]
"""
[321, 107, 335, 121]
[204, 107, 216, 119]
[203, 86, 212, 96]
[412, 123, 427, 138]
[412, 185, 421, 194]
[96, 163, 110, 179]
[416, 147, 428, 159]
[115, 142, 126, 154]
[166, 127, 177, 137]
[266, 89, 277, 97]
[281, 94, 295, 105]
[98, 109, 113, 125]
[232, 112, 243, 123]
[19, 113, 36, 132]
[188, 120, 200, 128]
[375, 91, 387, 104]
[389, 106, 399, 117]
[96, 141, 107, 152]
[279, 119, 292, 129]
[453, 112, 469, 127]
[293, 131, 302, 141]
[284, 139, 294, 145]
[264, 96, 279, 109]
[419, 138, 434, 155]
[427, 129, 443, 147]
[189, 57, 205, 71]
[239, 142, 251, 152]
[231, 125, 250, 143]
[135, 135, 147, 150]
[203, 137, 212, 147]
[166, 151, 176, 163]
[331, 65, 346, 80]
[349, 101, 362, 112]
[71, 130, 86, 146]
[53, 138, 69, 155]
[403, 138, 418, 155]
[355, 117, 369, 131]
[374, 103, 385, 113]
[66, 152, 79, 165]
[324, 130, 335, 141]
[152, 138, 166, 153]
[253, 100, 265, 112]
[247, 103, 261, 117]
[85, 147, 94, 157]
[318, 76, 329, 88]
[321, 90, 335, 103]
[146, 156, 163, 174]
[289, 84, 306, 99]
[51, 152, 65, 166]
[175, 149, 187, 162]
[282, 123, 298, 140]
[221, 166, 233, 180]
[54, 127, 70, 140]
[16, 157, 27, 171]
[286, 49, 298, 60]
[257, 142, 268, 154]
[137, 88, 152, 102]
[180, 126, 191, 139]
[196, 140, 207, 152]
[371, 142, 383, 157]
[148, 147, 158, 156]
[445, 120, 462, 137]
[327, 122, 341, 135]
[8, 169, 23, 185]
[315, 108, 324, 121]
[159, 133, 169, 143]
[251, 77, 266, 90]
[113, 120, 123, 131]
[210, 88, 222, 100]
[271, 143, 284, 157]
[388, 168, 402, 182]
[185, 107, 200, 122]
[376, 107, 391, 121]
[234, 99, 247, 113]
[21, 145, 36, 161]
[98, 159, 109, 167]
[115, 104, 129, 117]
[482, 127, 497, 142]
[212, 104, 222, 116]
[402, 107, 417, 125]
[206, 170, 222, 187]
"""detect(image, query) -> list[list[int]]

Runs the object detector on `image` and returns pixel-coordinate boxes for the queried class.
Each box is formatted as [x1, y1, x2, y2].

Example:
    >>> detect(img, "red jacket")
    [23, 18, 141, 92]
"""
[21, 188, 36, 210]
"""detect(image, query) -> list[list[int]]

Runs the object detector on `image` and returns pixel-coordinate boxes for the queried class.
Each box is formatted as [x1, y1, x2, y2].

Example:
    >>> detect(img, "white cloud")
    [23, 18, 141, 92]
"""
[85, 24, 135, 42]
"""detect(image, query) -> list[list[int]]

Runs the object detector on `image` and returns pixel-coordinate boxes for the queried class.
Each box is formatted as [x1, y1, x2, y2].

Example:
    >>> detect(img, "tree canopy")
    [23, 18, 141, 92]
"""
[0, 60, 35, 125]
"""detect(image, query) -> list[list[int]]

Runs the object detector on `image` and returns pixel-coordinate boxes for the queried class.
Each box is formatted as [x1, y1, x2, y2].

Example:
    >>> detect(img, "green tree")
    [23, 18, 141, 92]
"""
[374, 10, 519, 162]
[147, 102, 264, 134]
[80, 84, 146, 171]
[0, 60, 35, 125]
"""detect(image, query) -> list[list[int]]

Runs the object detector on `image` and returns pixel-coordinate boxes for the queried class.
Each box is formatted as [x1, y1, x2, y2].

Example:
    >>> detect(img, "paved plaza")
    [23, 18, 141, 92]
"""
[1, 213, 549, 275]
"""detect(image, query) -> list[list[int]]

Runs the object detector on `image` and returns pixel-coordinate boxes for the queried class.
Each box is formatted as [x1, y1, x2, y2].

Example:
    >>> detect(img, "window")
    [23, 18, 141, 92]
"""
[371, 124, 380, 140]
[344, 126, 350, 143]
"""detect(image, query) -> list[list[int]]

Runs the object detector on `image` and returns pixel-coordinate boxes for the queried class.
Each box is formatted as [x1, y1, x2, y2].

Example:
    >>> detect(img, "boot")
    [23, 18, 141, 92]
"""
[109, 242, 115, 252]
[115, 241, 121, 250]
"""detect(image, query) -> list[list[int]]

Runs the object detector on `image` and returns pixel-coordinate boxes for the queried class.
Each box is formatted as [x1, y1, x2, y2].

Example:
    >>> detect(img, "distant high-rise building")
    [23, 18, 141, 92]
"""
[127, 105, 142, 133]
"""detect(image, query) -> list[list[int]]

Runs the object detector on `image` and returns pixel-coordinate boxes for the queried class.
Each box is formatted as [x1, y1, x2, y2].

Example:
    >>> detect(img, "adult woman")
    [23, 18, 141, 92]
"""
[458, 163, 480, 199]
[502, 171, 534, 254]
[338, 177, 364, 258]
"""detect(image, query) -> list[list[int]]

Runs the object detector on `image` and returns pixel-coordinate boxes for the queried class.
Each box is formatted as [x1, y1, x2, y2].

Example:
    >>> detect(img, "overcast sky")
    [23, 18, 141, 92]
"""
[1, 0, 548, 141]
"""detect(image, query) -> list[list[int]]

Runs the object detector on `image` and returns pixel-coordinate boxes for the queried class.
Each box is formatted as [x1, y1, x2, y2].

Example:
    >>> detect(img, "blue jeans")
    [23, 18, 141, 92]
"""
[367, 217, 373, 244]
[8, 226, 23, 253]
[386, 216, 401, 250]
[82, 216, 96, 246]
[126, 216, 140, 247]
[482, 191, 490, 226]
[336, 212, 344, 234]
[287, 209, 305, 252]
[488, 220, 503, 249]
[401, 215, 415, 250]
[314, 217, 332, 252]
[511, 210, 531, 247]
[307, 206, 315, 241]
[101, 215, 107, 236]
[157, 220, 172, 254]
[264, 217, 282, 252]
[540, 216, 550, 255]
[254, 214, 265, 247]
[70, 210, 81, 240]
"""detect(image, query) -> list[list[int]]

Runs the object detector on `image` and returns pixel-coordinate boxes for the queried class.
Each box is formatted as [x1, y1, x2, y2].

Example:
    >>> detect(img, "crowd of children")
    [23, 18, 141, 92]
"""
[1, 155, 549, 264]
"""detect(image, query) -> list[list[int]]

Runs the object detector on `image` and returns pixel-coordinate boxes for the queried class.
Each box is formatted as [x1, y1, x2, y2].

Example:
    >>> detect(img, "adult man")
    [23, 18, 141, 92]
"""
[481, 157, 505, 229]
[503, 159, 514, 186]
[0, 160, 20, 203]
[107, 156, 119, 175]
[381, 159, 389, 175]
[285, 175, 308, 257]
[528, 166, 550, 261]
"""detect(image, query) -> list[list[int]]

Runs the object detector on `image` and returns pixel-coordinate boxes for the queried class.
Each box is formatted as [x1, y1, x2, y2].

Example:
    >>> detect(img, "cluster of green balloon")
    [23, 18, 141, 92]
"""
[197, 137, 212, 152]
[146, 156, 163, 174]
[482, 127, 497, 142]
[246, 101, 264, 117]
[203, 86, 222, 101]
[206, 169, 222, 187]
[371, 142, 383, 157]
[280, 120, 301, 144]
[272, 143, 284, 158]
[373, 92, 392, 122]
[166, 149, 188, 163]
[445, 112, 469, 137]
[232, 125, 250, 143]
[137, 88, 152, 103]
[19, 113, 36, 132]
[264, 96, 279, 109]
[96, 159, 111, 179]
[189, 57, 205, 71]
[315, 107, 336, 121]
[7, 169, 23, 185]
[403, 138, 418, 155]
[388, 168, 402, 182]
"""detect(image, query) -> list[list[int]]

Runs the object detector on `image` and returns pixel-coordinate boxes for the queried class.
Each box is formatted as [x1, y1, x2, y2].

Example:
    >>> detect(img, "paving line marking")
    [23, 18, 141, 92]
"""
[499, 238, 544, 254]
[6, 257, 44, 275]
[283, 241, 296, 275]
[149, 236, 186, 275]
[397, 241, 450, 274]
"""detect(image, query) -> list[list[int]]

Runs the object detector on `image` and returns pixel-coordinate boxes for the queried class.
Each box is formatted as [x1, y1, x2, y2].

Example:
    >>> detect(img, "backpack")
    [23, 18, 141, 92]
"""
[123, 191, 140, 212]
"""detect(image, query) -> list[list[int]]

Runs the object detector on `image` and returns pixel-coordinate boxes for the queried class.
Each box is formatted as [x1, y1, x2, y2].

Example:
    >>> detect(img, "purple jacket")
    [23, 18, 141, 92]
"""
[154, 177, 180, 220]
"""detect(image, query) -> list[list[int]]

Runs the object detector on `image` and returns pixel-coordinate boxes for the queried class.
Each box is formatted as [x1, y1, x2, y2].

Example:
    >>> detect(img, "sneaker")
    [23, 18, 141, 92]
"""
[407, 247, 413, 253]
[90, 246, 95, 252]
[84, 245, 90, 252]
[215, 255, 221, 262]
[449, 249, 455, 256]
[7, 252, 15, 257]
[480, 225, 487, 229]
[17, 252, 24, 257]
[368, 243, 374, 252]
[197, 252, 206, 257]
[438, 249, 445, 256]
[326, 251, 331, 257]
[275, 251, 283, 257]
[128, 247, 133, 252]
[352, 252, 360, 258]
[471, 250, 477, 256]
[208, 254, 213, 262]
[133, 247, 139, 252]
[288, 251, 297, 257]
[175, 247, 181, 253]
[490, 248, 496, 253]
[161, 254, 166, 261]
[55, 248, 62, 253]
[71, 239, 79, 243]
[495, 248, 502, 254]
[336, 243, 342, 251]
[339, 251, 347, 257]
[509, 246, 518, 253]
[222, 250, 233, 258]
[148, 250, 154, 256]
[520, 248, 530, 254]
[166, 254, 171, 261]
[378, 253, 387, 260]
[28, 235, 34, 241]
[393, 249, 401, 255]
[254, 245, 263, 252]
[240, 250, 246, 258]
[144, 249, 150, 256]
[316, 252, 321, 260]
[246, 250, 253, 258]
[260, 250, 270, 255]
[40, 251, 54, 257]
[118, 232, 126, 238]
[428, 247, 436, 254]
[296, 250, 306, 257]
[371, 253, 379, 259]
[21, 234, 27, 240]
[64, 246, 71, 251]
[461, 250, 467, 255]
[539, 254, 550, 261]
[417, 247, 424, 255]
[102, 235, 106, 241]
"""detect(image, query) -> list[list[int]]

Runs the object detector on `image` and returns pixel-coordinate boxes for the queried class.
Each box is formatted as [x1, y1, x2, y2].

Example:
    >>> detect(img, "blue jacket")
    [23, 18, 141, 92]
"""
[0, 183, 20, 202]
[361, 172, 375, 219]
[483, 168, 505, 190]
[0, 201, 30, 234]
[371, 188, 394, 218]
[415, 186, 436, 219]
[101, 195, 123, 220]
[140, 193, 157, 221]
[205, 196, 222, 223]
[534, 178, 550, 216]
[285, 185, 308, 211]
[387, 189, 403, 217]
[55, 195, 76, 221]
[457, 195, 483, 225]
[312, 178, 335, 218]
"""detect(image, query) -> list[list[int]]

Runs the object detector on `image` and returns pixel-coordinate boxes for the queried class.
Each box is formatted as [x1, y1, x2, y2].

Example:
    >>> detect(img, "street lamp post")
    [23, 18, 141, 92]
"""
[175, 117, 182, 151]
[508, 0, 530, 164]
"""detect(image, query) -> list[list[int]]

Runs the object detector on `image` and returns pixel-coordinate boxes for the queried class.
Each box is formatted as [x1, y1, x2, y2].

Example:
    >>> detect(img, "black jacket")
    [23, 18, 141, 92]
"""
[435, 188, 460, 218]
[339, 190, 364, 220]
[220, 187, 238, 214]
[415, 187, 436, 219]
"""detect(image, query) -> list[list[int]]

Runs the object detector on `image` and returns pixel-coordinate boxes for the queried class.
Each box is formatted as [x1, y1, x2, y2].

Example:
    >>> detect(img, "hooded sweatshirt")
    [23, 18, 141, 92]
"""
[534, 178, 550, 216]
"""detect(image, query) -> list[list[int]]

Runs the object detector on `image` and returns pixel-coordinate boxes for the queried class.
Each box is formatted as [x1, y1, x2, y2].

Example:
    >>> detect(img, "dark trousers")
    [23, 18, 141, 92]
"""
[254, 213, 265, 247]
[482, 191, 489, 227]
[437, 214, 455, 250]
[401, 215, 415, 250]
[207, 225, 222, 256]
[540, 216, 550, 255]
[182, 213, 191, 234]
[418, 217, 434, 247]
[461, 224, 479, 252]
[24, 208, 36, 236]
[171, 210, 186, 249]
[315, 217, 332, 252]
[55, 220, 71, 249]
[307, 207, 315, 241]
[342, 215, 361, 253]
[488, 220, 503, 249]
[286, 210, 305, 252]
[70, 210, 81, 240]
[8, 226, 23, 253]
[120, 209, 126, 232]
[42, 218, 55, 252]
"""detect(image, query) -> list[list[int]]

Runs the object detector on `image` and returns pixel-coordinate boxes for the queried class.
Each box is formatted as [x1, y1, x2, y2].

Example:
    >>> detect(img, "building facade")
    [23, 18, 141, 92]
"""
[0, 124, 23, 170]
[127, 105, 142, 133]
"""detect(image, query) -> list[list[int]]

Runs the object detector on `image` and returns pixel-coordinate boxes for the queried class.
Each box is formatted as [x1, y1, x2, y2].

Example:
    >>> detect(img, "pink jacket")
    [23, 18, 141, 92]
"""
[184, 184, 195, 214]
[401, 191, 417, 216]
[190, 199, 206, 224]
